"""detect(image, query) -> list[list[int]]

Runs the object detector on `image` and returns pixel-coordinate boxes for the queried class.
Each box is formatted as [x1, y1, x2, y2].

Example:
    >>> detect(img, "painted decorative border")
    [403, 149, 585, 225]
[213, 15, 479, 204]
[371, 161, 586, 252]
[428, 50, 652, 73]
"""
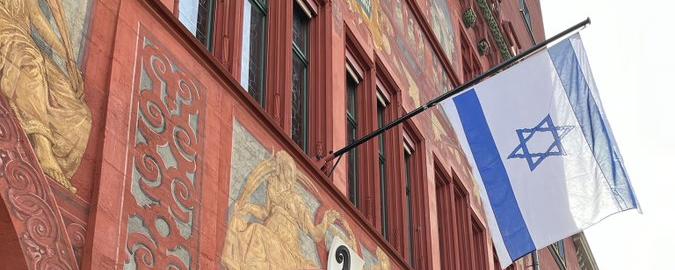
[0, 92, 79, 269]
[121, 27, 205, 270]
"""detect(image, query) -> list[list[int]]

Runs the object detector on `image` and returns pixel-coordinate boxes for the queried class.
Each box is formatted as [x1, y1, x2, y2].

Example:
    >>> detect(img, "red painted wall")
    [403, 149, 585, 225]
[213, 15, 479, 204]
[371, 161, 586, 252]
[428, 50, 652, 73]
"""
[0, 0, 590, 269]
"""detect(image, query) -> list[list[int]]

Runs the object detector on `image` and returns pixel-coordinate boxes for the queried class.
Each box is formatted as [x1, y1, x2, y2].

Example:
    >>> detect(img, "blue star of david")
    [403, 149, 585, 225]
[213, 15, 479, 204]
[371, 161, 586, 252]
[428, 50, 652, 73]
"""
[507, 114, 574, 171]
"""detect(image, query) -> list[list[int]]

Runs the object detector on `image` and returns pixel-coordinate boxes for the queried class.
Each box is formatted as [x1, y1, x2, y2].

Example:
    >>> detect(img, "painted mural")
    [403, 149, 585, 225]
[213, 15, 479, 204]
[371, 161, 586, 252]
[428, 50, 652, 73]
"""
[342, 0, 457, 108]
[223, 120, 392, 270]
[338, 0, 477, 194]
[0, 81, 80, 270]
[123, 31, 205, 269]
[425, 0, 458, 66]
[0, 0, 94, 193]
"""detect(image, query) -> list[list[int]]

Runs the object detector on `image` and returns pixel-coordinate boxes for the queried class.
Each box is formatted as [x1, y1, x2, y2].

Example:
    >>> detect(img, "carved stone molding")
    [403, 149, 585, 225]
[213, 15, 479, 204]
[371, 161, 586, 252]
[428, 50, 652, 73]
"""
[0, 93, 80, 269]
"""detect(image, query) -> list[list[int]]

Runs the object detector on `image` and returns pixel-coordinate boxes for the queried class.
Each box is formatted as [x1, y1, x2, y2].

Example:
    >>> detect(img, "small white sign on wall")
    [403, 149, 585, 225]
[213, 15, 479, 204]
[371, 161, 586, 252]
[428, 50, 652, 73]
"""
[327, 237, 364, 270]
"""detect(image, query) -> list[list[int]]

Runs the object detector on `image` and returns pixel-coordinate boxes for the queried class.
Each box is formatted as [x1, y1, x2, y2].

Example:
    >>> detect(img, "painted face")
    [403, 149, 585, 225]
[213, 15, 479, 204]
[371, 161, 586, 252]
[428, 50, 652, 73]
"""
[275, 152, 296, 190]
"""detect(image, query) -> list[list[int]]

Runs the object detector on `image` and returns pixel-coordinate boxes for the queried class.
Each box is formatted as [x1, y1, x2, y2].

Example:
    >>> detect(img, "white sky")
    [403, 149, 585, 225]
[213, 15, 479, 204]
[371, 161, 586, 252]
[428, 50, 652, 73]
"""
[540, 0, 675, 269]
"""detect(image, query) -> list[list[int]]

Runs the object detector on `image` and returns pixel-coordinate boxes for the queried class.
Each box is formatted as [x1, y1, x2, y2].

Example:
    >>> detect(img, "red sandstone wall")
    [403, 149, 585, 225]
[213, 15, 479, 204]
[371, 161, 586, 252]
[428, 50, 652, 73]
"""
[83, 0, 416, 269]
[0, 0, 586, 269]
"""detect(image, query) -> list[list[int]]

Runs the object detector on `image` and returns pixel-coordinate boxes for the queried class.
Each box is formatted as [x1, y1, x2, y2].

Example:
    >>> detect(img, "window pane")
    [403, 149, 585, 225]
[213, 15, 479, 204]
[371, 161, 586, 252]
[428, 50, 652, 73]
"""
[293, 5, 309, 54]
[378, 103, 388, 239]
[245, 0, 267, 105]
[378, 104, 385, 153]
[347, 76, 359, 207]
[178, 0, 214, 48]
[347, 81, 356, 117]
[436, 179, 455, 270]
[520, 0, 533, 33]
[291, 54, 308, 150]
[555, 240, 566, 264]
[472, 220, 486, 270]
[292, 5, 310, 152]
[405, 151, 414, 267]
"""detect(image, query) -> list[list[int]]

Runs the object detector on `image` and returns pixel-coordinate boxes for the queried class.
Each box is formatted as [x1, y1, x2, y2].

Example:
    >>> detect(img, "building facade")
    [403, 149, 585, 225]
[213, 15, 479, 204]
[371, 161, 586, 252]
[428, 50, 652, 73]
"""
[0, 0, 598, 269]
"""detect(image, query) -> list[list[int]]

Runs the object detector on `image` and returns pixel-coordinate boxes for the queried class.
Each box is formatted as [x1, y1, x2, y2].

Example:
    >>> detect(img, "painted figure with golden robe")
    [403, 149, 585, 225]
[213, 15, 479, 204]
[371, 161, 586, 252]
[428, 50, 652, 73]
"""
[0, 0, 92, 192]
[222, 151, 351, 270]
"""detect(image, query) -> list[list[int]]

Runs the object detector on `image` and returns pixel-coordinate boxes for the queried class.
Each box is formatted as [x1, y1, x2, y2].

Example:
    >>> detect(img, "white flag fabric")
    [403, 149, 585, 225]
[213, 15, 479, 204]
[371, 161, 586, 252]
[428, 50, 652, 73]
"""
[444, 34, 639, 268]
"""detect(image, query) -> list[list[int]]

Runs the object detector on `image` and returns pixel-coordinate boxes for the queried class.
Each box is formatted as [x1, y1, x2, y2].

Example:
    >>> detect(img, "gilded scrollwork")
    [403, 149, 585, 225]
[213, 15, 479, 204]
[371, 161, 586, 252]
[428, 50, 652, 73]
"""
[0, 0, 92, 193]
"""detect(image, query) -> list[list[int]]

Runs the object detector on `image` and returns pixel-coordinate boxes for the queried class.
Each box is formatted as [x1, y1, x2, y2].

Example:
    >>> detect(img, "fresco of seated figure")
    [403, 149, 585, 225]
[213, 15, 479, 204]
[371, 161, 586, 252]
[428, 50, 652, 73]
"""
[0, 0, 92, 193]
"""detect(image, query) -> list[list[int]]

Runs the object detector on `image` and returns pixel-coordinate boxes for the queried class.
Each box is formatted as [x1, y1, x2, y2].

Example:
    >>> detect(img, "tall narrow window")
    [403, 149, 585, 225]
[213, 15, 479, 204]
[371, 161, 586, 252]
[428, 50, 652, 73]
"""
[519, 0, 535, 43]
[436, 172, 456, 270]
[436, 168, 472, 270]
[346, 72, 359, 207]
[454, 185, 471, 269]
[292, 4, 310, 151]
[404, 147, 414, 267]
[241, 0, 268, 105]
[178, 0, 215, 49]
[403, 126, 430, 269]
[377, 98, 388, 240]
[553, 240, 566, 265]
[460, 33, 481, 82]
[519, 0, 532, 30]
[471, 217, 487, 270]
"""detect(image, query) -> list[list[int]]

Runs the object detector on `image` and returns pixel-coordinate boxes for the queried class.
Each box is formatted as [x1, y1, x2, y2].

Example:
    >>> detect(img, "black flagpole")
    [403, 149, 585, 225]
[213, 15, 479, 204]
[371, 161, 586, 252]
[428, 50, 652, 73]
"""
[323, 18, 591, 176]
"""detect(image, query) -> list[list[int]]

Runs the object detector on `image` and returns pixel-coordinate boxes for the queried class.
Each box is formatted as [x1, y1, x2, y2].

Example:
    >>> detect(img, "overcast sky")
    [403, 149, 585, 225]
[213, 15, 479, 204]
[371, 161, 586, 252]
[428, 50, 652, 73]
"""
[539, 0, 675, 269]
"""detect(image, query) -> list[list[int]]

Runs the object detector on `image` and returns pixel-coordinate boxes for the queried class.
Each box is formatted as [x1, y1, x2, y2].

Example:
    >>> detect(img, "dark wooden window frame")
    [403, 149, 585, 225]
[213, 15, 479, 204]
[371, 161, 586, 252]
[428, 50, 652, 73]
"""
[459, 30, 482, 83]
[346, 64, 361, 208]
[242, 0, 269, 106]
[373, 59, 401, 246]
[291, 3, 311, 151]
[344, 25, 375, 221]
[344, 25, 423, 262]
[401, 121, 432, 270]
[174, 0, 216, 50]
[519, 0, 536, 44]
[471, 212, 489, 270]
[552, 239, 567, 266]
[502, 21, 522, 55]
[435, 157, 474, 270]
[377, 94, 389, 240]
[214, 0, 332, 160]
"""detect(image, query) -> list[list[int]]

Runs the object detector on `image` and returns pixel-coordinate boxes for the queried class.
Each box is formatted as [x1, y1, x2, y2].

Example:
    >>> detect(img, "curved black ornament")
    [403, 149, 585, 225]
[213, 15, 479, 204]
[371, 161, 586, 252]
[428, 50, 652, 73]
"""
[335, 245, 351, 270]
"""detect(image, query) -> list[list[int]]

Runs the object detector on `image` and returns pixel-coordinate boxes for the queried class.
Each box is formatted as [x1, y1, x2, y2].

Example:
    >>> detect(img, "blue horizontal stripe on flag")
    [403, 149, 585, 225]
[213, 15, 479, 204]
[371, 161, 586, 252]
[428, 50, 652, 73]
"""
[549, 39, 638, 210]
[453, 89, 536, 261]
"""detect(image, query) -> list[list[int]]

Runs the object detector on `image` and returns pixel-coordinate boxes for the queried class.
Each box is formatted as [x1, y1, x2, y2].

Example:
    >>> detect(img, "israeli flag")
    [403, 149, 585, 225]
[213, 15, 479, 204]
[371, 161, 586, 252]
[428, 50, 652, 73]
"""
[444, 34, 639, 268]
